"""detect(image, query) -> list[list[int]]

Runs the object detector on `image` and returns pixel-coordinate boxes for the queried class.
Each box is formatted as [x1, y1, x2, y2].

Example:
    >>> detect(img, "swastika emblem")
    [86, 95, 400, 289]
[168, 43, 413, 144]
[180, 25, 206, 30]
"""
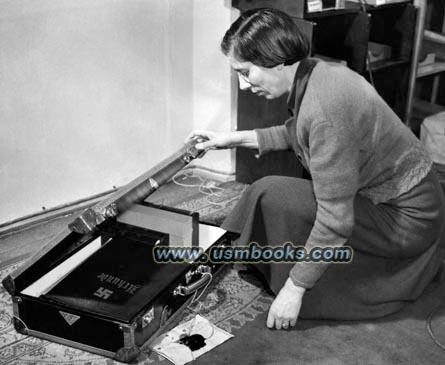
[93, 287, 114, 300]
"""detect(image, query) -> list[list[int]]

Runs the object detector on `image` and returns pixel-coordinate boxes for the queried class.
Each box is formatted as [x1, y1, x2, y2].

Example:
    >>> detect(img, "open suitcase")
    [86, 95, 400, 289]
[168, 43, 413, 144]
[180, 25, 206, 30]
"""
[2, 139, 232, 363]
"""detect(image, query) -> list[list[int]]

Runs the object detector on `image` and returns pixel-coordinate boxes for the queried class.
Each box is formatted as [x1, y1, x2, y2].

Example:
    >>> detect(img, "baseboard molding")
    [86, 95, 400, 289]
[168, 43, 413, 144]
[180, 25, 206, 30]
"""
[0, 166, 235, 237]
[0, 190, 117, 237]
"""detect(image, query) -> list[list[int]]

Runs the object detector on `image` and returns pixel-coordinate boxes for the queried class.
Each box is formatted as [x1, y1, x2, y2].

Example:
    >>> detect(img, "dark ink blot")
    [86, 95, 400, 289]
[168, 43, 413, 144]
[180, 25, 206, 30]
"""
[178, 334, 206, 351]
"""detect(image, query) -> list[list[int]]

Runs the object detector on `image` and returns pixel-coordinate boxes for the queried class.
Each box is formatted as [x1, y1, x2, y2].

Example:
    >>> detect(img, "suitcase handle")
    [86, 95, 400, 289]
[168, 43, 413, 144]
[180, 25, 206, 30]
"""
[173, 266, 212, 296]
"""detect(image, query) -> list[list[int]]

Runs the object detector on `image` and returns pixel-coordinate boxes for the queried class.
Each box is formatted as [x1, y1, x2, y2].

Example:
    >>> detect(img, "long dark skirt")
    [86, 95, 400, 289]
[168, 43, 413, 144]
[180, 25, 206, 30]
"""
[221, 170, 445, 320]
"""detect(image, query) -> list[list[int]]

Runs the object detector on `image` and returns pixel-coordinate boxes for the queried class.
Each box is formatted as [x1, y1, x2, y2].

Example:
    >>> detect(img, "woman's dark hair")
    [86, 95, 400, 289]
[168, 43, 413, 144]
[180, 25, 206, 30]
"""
[221, 8, 310, 68]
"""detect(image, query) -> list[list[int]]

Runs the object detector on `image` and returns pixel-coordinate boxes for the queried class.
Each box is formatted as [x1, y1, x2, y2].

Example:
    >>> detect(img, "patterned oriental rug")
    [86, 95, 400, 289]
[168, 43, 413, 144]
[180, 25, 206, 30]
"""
[1, 169, 445, 364]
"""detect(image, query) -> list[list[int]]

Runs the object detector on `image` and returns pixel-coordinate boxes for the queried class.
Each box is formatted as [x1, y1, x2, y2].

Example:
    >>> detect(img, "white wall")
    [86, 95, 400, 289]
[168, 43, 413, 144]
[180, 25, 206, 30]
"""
[191, 0, 238, 173]
[0, 0, 236, 224]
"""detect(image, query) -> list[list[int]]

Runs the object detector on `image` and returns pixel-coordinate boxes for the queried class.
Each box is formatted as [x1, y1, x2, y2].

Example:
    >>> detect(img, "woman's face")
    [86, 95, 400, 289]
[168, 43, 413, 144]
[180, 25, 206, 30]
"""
[228, 54, 289, 99]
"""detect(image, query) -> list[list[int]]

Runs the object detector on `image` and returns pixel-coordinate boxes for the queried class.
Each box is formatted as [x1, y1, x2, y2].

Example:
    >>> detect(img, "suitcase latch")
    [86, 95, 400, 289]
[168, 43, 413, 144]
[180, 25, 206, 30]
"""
[173, 265, 212, 297]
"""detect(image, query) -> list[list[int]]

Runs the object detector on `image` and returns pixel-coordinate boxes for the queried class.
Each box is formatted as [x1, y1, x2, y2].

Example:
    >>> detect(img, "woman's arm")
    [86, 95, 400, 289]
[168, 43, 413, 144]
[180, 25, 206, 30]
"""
[186, 130, 259, 150]
[187, 123, 292, 154]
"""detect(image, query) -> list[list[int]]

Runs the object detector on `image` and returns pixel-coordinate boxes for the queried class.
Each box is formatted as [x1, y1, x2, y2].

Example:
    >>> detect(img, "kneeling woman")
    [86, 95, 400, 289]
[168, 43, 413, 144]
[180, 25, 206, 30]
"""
[187, 8, 445, 329]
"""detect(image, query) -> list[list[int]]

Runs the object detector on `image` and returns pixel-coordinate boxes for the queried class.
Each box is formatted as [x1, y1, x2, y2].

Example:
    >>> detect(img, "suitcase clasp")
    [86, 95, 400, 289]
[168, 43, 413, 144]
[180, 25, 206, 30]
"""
[173, 265, 213, 297]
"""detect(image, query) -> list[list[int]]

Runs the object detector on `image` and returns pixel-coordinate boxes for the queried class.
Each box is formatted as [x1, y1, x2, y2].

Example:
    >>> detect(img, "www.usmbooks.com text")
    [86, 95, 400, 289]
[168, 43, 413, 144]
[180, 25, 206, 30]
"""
[153, 242, 353, 264]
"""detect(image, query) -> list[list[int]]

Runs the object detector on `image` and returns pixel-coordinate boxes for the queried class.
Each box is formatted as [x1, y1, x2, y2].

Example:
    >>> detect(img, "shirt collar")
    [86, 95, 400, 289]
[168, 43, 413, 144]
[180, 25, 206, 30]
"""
[286, 62, 301, 116]
[286, 58, 310, 116]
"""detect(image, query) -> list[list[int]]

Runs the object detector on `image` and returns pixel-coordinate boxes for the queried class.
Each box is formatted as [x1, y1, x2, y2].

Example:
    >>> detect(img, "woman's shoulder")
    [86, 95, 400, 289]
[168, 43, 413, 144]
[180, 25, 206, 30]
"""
[297, 60, 382, 139]
[304, 60, 378, 120]
[311, 60, 370, 94]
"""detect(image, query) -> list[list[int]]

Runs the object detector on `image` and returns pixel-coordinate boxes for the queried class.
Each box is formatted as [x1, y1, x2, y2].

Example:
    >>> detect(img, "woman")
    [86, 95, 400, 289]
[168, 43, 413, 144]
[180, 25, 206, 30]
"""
[187, 8, 445, 330]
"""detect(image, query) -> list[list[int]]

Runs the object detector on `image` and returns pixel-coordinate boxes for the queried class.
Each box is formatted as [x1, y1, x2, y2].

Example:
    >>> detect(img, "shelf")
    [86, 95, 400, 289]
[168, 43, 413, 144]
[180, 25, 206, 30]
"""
[343, 0, 411, 11]
[305, 5, 359, 19]
[417, 61, 445, 78]
[304, 0, 412, 19]
[412, 97, 445, 118]
[367, 58, 410, 72]
[305, 8, 357, 19]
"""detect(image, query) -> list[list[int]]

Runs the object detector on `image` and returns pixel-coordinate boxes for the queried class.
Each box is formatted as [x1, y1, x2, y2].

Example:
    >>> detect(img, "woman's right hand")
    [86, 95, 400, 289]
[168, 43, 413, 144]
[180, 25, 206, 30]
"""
[185, 130, 240, 151]
[185, 130, 259, 151]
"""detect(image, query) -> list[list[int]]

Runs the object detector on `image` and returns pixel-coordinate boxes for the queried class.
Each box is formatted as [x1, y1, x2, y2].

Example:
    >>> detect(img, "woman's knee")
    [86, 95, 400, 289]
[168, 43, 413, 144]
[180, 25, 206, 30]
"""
[249, 175, 316, 220]
[248, 175, 293, 193]
[249, 175, 311, 196]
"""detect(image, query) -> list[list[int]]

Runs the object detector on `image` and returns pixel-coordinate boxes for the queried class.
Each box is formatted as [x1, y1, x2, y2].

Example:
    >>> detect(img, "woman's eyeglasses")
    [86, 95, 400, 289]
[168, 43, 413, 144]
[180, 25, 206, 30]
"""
[235, 69, 251, 84]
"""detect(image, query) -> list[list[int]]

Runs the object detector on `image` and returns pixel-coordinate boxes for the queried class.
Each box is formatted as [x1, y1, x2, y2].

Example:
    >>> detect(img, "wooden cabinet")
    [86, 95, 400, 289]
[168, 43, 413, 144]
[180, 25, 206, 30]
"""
[232, 0, 417, 183]
[365, 3, 417, 118]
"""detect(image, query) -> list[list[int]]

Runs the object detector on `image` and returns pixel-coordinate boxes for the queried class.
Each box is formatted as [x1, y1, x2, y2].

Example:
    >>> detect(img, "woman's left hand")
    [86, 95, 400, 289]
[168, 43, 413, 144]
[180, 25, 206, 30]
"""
[266, 277, 306, 330]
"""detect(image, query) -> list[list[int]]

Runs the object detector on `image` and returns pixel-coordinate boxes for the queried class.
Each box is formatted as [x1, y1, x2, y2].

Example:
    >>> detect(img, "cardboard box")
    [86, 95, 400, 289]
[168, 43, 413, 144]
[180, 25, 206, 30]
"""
[421, 112, 445, 165]
[368, 42, 392, 63]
